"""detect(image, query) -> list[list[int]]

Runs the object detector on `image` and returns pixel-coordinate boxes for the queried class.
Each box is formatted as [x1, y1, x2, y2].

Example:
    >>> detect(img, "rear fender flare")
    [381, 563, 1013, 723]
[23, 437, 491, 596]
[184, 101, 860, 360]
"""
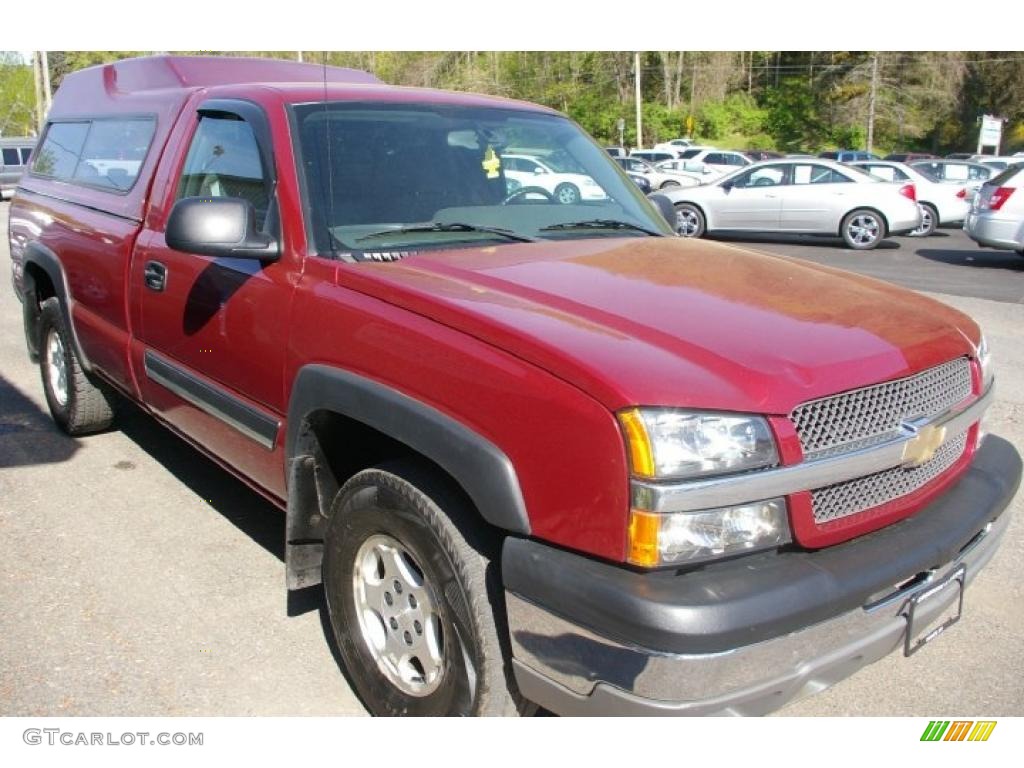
[22, 242, 92, 371]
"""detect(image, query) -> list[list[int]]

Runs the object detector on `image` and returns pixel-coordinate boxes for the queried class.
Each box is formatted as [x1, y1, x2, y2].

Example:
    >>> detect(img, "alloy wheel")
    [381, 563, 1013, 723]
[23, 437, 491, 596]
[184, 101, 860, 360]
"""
[46, 329, 68, 407]
[352, 534, 445, 697]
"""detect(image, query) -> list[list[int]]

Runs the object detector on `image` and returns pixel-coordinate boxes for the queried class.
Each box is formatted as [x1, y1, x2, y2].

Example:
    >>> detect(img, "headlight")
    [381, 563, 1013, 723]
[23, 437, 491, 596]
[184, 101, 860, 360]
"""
[628, 498, 790, 567]
[977, 334, 993, 389]
[618, 408, 778, 480]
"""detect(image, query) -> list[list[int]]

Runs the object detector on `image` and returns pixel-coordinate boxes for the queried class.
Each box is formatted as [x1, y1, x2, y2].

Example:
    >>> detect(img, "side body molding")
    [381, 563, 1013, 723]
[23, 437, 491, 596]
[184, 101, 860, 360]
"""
[284, 365, 531, 590]
[21, 241, 92, 370]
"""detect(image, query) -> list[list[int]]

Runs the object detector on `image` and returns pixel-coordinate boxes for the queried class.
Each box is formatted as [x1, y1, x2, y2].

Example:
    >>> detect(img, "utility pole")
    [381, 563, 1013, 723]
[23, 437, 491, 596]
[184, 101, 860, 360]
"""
[866, 52, 879, 154]
[40, 50, 52, 115]
[634, 52, 643, 150]
[32, 52, 45, 134]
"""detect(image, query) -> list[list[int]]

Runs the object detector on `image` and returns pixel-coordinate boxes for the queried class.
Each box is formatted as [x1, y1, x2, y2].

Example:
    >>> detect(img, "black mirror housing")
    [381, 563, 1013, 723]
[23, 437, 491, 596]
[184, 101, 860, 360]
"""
[647, 193, 677, 230]
[166, 197, 279, 261]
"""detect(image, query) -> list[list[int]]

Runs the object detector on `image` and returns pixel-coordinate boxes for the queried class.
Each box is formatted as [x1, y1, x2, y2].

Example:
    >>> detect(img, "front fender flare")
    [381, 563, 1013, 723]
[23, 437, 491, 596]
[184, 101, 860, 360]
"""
[284, 365, 531, 589]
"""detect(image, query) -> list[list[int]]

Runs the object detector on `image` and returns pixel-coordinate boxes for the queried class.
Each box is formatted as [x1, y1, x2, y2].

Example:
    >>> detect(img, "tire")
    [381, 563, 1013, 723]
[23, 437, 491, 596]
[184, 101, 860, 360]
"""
[38, 297, 115, 435]
[660, 180, 680, 189]
[910, 203, 938, 237]
[840, 208, 885, 250]
[322, 461, 530, 716]
[673, 202, 706, 237]
[553, 182, 580, 205]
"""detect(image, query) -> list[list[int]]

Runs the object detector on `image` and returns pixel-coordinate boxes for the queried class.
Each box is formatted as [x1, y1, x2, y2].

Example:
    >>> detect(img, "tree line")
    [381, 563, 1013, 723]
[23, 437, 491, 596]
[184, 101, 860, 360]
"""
[2, 51, 1022, 154]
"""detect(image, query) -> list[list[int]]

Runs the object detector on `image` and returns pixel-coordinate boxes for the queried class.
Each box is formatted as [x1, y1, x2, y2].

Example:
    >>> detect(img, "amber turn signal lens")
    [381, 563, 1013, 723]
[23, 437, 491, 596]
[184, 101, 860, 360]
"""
[618, 408, 656, 478]
[627, 509, 661, 567]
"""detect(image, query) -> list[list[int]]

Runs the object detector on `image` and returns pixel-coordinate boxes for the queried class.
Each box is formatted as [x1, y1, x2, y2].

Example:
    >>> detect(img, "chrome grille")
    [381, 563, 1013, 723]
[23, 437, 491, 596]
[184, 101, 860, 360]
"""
[810, 432, 968, 524]
[791, 358, 972, 458]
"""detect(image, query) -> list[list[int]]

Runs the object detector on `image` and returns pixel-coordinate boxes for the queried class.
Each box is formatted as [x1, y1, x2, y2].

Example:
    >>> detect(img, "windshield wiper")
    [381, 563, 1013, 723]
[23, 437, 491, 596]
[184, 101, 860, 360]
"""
[540, 219, 663, 237]
[356, 222, 538, 244]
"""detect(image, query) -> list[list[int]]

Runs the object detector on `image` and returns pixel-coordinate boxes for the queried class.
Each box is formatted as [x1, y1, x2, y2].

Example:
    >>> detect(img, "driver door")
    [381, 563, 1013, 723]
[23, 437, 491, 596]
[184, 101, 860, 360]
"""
[713, 164, 787, 230]
[128, 100, 296, 498]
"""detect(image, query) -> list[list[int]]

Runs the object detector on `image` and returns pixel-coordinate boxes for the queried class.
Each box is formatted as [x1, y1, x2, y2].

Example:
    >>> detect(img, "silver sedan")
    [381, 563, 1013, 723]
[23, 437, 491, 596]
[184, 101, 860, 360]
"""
[659, 159, 922, 250]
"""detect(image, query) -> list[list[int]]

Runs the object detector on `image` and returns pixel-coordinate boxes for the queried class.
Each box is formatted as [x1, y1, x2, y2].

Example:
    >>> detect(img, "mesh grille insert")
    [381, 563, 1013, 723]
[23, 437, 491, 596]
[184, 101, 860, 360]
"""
[810, 432, 968, 524]
[791, 358, 972, 459]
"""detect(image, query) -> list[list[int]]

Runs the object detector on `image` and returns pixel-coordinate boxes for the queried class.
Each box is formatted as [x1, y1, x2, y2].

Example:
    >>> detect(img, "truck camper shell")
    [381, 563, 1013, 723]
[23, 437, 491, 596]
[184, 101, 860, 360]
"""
[26, 55, 379, 221]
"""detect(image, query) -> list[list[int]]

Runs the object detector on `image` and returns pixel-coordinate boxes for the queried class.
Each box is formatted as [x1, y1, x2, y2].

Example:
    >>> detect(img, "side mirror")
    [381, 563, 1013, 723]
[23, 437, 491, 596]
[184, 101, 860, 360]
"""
[533, 167, 546, 175]
[647, 193, 677, 229]
[166, 197, 279, 261]
[720, 180, 734, 192]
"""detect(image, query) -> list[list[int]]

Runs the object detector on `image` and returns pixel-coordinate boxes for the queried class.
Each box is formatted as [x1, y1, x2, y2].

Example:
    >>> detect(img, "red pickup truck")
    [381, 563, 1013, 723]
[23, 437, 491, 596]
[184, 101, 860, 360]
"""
[7, 55, 1020, 716]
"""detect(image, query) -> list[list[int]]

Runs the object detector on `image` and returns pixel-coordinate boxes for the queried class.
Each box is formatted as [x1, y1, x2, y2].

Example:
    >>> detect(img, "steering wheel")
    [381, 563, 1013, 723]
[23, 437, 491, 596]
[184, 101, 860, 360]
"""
[502, 185, 555, 205]
[753, 177, 776, 187]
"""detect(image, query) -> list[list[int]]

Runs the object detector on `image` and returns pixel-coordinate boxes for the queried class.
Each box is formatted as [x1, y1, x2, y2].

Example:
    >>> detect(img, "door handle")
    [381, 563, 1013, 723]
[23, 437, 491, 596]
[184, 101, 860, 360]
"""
[144, 261, 167, 292]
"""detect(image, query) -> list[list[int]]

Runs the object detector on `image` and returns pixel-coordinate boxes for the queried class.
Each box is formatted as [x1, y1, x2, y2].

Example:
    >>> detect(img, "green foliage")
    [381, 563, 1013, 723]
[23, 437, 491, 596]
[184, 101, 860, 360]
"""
[0, 56, 36, 137]
[698, 93, 766, 141]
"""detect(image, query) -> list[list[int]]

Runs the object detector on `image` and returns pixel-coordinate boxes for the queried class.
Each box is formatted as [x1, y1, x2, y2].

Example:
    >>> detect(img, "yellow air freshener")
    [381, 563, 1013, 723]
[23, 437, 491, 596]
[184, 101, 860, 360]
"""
[482, 147, 501, 179]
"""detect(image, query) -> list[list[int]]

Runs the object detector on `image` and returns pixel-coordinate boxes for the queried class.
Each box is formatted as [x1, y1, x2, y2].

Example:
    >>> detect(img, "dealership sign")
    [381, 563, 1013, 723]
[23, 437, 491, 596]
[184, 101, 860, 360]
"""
[979, 115, 1003, 148]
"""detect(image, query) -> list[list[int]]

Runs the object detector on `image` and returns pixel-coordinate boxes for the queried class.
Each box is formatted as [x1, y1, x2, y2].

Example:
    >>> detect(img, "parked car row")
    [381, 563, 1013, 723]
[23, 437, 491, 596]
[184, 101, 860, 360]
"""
[0, 138, 36, 199]
[849, 160, 971, 236]
[659, 158, 922, 250]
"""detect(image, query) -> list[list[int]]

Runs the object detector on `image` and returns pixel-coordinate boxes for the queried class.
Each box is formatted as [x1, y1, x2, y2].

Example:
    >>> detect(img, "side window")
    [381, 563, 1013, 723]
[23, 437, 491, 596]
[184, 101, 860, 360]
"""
[734, 165, 787, 188]
[31, 119, 154, 191]
[177, 115, 269, 228]
[2, 148, 21, 166]
[793, 164, 849, 185]
[32, 121, 90, 179]
[72, 118, 156, 191]
[864, 165, 897, 182]
[725, 153, 748, 166]
[703, 153, 725, 165]
[20, 147, 33, 165]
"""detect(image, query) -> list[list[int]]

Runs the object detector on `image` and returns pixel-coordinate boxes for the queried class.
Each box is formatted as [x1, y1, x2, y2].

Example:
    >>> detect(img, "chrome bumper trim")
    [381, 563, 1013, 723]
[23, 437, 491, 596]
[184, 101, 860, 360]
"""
[632, 383, 994, 513]
[507, 505, 1010, 715]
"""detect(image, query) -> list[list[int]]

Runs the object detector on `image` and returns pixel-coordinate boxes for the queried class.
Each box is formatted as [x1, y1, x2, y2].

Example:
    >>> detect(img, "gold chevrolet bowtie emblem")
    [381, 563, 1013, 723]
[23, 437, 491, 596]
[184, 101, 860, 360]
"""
[901, 424, 947, 468]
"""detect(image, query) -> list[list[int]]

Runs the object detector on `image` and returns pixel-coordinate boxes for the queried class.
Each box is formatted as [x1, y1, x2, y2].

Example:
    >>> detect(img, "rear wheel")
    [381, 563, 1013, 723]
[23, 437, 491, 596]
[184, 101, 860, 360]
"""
[673, 203, 706, 237]
[322, 461, 529, 716]
[841, 209, 885, 250]
[910, 203, 938, 237]
[660, 180, 680, 189]
[554, 183, 580, 205]
[38, 297, 116, 435]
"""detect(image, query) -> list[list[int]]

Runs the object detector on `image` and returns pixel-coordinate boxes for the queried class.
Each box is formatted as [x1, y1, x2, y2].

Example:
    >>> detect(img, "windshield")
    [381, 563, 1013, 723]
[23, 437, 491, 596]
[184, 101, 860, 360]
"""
[293, 102, 671, 256]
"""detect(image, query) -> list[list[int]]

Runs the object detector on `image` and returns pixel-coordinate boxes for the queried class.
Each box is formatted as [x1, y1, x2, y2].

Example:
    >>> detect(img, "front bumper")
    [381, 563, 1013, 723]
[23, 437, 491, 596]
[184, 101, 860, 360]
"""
[504, 435, 1021, 716]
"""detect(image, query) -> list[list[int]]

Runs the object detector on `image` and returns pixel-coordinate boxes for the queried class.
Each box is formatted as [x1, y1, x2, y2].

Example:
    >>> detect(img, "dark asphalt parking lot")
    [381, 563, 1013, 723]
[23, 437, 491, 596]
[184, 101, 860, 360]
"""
[725, 226, 1024, 304]
[1, 201, 1022, 716]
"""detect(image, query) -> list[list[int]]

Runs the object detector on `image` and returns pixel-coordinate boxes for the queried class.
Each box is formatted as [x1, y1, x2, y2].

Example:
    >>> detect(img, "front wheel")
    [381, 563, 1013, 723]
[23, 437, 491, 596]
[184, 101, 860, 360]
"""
[673, 202, 706, 237]
[841, 208, 885, 250]
[322, 461, 529, 716]
[554, 182, 580, 205]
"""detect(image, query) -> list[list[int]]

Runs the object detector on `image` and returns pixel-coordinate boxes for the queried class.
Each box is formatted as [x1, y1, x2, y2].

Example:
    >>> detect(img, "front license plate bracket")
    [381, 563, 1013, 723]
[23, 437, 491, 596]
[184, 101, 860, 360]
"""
[904, 564, 966, 657]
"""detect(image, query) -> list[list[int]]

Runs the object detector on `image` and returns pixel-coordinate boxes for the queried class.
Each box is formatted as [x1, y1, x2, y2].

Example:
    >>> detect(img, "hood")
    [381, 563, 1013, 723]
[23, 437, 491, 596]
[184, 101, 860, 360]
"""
[337, 237, 979, 414]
